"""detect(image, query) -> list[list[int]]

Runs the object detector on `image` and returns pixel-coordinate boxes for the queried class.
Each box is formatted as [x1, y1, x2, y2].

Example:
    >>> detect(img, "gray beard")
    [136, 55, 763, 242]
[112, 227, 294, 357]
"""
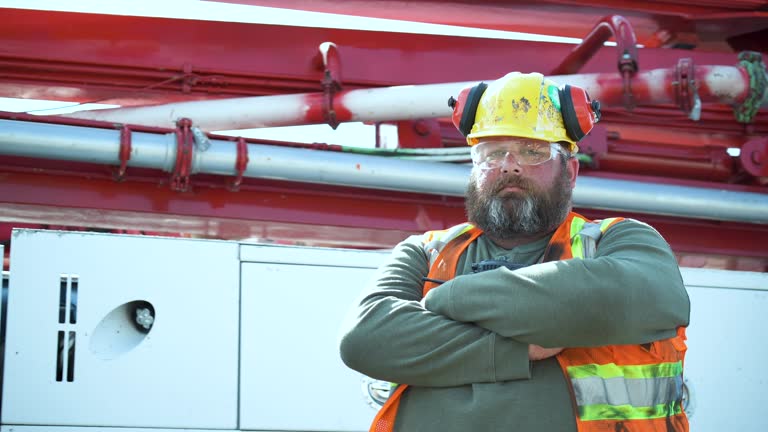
[466, 169, 572, 239]
[486, 194, 539, 235]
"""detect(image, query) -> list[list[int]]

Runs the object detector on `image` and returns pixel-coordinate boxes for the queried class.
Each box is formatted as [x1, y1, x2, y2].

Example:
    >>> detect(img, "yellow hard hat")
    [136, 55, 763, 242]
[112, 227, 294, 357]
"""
[448, 72, 601, 154]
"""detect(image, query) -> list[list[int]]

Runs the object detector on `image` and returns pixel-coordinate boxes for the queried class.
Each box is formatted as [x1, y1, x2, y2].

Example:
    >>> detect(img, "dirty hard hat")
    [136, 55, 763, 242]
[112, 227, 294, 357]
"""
[449, 72, 601, 154]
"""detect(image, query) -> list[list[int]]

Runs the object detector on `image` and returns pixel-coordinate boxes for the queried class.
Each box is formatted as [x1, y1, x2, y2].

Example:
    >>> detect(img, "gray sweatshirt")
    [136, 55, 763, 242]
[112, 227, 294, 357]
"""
[339, 218, 690, 432]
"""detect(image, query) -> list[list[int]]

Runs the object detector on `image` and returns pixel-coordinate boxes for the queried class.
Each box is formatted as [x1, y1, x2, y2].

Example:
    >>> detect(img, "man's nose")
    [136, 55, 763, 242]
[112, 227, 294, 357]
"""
[500, 151, 523, 174]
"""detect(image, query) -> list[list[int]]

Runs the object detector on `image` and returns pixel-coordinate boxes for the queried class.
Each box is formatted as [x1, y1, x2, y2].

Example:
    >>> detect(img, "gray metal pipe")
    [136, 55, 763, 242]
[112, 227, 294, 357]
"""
[573, 177, 768, 223]
[0, 120, 177, 171]
[1, 119, 767, 223]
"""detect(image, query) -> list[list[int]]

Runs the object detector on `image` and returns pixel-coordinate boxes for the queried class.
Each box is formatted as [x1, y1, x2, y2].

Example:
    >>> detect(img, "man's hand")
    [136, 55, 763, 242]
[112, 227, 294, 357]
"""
[528, 344, 563, 361]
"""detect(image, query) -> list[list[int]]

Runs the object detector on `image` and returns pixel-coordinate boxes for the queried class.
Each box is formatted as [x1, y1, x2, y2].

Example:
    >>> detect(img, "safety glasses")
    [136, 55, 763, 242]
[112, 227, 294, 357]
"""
[471, 140, 565, 169]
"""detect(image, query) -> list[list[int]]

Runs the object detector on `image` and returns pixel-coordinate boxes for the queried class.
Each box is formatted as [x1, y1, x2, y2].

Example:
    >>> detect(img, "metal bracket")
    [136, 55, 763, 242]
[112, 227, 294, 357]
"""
[316, 42, 342, 129]
[115, 124, 132, 180]
[673, 58, 701, 121]
[228, 136, 249, 191]
[171, 118, 195, 192]
[617, 17, 639, 111]
[396, 120, 441, 148]
[181, 63, 197, 93]
[740, 136, 768, 177]
[734, 51, 767, 124]
[550, 15, 638, 110]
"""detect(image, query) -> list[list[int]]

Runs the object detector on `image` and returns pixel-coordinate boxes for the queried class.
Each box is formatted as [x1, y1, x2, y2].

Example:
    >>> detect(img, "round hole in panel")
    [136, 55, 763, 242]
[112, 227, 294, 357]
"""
[89, 300, 155, 360]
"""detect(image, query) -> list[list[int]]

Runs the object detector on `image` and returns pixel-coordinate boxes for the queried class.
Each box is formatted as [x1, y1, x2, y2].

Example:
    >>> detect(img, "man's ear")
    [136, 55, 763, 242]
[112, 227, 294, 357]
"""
[567, 156, 579, 188]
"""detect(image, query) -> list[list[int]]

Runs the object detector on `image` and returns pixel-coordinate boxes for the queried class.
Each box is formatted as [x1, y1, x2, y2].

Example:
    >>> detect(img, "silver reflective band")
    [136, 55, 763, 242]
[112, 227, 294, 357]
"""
[572, 375, 684, 408]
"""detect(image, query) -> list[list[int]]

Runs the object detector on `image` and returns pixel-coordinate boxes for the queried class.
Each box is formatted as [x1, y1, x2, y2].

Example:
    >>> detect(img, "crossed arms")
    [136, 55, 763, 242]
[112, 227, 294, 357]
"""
[338, 220, 690, 387]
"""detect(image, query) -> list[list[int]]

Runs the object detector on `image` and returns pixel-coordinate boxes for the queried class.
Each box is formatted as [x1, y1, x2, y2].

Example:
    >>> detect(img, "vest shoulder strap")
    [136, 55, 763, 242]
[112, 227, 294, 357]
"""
[421, 215, 626, 289]
[570, 217, 624, 259]
[421, 223, 476, 267]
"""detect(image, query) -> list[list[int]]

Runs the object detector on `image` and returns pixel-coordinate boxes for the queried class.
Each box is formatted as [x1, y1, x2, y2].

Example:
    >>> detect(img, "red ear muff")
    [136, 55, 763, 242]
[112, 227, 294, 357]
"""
[449, 87, 471, 135]
[449, 82, 487, 137]
[559, 84, 599, 142]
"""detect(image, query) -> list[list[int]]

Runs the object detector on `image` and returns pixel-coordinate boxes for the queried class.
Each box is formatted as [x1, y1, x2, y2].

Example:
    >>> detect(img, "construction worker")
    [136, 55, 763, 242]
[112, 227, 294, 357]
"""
[339, 72, 691, 432]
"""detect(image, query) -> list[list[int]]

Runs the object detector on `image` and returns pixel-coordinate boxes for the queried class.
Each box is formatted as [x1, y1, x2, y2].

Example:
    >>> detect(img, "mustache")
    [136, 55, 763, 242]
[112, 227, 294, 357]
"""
[492, 176, 536, 195]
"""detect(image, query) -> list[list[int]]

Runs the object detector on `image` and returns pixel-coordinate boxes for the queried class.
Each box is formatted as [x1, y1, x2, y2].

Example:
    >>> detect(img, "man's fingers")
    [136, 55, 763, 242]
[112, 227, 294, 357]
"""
[528, 344, 564, 361]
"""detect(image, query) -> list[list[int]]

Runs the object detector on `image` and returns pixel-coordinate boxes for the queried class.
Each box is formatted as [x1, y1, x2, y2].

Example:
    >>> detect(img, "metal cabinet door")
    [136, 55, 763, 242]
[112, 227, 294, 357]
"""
[2, 230, 240, 429]
[239, 245, 385, 431]
[681, 268, 768, 432]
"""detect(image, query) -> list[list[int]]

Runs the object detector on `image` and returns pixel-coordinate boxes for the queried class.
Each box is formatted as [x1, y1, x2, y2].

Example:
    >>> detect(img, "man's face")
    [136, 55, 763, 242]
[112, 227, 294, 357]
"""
[465, 137, 578, 239]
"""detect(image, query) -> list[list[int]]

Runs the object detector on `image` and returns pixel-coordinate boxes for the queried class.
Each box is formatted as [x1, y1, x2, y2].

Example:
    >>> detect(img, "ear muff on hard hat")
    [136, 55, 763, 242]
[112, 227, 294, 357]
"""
[449, 82, 488, 137]
[448, 72, 601, 151]
[558, 84, 601, 142]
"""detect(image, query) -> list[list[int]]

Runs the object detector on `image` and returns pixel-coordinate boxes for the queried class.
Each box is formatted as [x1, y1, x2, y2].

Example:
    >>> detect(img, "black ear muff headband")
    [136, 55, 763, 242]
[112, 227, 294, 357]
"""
[559, 84, 584, 142]
[458, 82, 488, 137]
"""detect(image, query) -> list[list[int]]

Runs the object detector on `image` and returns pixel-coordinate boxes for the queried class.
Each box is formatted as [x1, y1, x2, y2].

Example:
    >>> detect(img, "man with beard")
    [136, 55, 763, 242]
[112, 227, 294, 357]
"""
[339, 72, 690, 432]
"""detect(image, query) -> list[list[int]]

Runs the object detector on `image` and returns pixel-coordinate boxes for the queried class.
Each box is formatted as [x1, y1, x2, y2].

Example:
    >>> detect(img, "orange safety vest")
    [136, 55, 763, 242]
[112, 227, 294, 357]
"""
[370, 211, 688, 432]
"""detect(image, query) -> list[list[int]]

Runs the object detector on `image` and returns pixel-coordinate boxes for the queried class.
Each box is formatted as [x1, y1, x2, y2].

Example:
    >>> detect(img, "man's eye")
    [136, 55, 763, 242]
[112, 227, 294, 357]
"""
[487, 150, 507, 160]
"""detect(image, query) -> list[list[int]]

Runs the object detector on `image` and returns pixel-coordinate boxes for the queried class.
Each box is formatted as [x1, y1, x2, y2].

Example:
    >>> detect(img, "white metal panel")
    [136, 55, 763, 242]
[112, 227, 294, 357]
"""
[240, 253, 382, 431]
[2, 230, 240, 429]
[0, 426, 242, 432]
[240, 243, 388, 268]
[680, 268, 768, 432]
[681, 267, 768, 291]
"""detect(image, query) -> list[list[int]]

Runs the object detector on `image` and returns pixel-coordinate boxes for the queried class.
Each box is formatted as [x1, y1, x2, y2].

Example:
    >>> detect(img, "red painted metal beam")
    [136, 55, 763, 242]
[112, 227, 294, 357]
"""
[583, 209, 768, 272]
[0, 5, 765, 271]
[3, 7, 764, 181]
[0, 168, 465, 248]
[0, 8, 747, 107]
[210, 0, 768, 50]
[0, 167, 766, 263]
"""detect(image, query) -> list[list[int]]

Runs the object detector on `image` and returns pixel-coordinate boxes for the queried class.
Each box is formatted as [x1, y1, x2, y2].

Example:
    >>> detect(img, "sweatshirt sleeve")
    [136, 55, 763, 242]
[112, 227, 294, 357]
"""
[422, 219, 690, 348]
[338, 236, 530, 387]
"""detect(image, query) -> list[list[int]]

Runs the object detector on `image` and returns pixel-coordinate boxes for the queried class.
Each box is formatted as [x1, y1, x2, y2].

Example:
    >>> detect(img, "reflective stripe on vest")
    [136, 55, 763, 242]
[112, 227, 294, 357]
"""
[423, 222, 475, 268]
[369, 212, 688, 432]
[568, 361, 684, 421]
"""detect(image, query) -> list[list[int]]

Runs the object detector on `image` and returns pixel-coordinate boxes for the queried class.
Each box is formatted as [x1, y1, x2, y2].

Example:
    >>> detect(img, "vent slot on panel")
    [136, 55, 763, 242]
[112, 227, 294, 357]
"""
[67, 331, 76, 382]
[70, 276, 78, 324]
[56, 274, 79, 382]
[59, 277, 67, 324]
[56, 330, 65, 381]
